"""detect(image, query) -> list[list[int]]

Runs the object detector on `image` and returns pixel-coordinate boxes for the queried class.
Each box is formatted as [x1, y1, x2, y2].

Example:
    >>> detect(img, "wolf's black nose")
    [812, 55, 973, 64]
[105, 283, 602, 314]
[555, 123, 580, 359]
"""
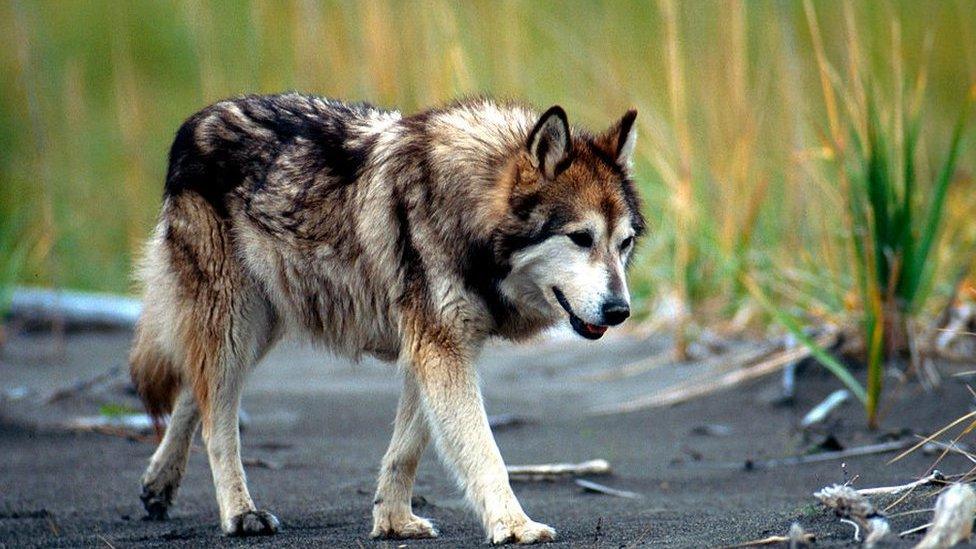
[602, 299, 630, 326]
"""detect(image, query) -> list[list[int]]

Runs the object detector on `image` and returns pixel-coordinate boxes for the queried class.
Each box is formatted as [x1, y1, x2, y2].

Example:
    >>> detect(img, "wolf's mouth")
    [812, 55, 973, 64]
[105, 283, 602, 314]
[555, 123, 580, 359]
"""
[552, 287, 608, 340]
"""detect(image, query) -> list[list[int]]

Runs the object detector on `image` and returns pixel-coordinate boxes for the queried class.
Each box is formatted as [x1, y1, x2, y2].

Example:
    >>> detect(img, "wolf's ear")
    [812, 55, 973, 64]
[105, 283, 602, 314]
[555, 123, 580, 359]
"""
[527, 105, 572, 179]
[598, 110, 638, 169]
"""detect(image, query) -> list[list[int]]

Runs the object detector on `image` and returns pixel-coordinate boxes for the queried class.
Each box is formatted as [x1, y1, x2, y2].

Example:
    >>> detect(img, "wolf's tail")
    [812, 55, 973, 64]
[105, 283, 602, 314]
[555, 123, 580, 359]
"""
[129, 228, 184, 423]
[130, 324, 182, 422]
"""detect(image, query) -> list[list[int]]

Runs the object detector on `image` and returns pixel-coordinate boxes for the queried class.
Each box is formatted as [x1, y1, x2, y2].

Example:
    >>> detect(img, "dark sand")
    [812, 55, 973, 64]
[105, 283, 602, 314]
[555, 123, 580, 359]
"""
[1, 329, 972, 548]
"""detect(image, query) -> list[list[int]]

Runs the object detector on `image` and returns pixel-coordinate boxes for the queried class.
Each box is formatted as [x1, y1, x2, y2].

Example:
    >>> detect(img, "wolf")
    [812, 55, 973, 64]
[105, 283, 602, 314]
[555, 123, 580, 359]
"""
[129, 93, 644, 544]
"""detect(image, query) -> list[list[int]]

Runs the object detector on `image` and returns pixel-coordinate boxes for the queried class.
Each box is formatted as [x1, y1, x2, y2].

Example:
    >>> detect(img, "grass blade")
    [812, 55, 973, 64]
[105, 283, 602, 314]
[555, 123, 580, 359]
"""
[742, 275, 867, 403]
[904, 96, 972, 309]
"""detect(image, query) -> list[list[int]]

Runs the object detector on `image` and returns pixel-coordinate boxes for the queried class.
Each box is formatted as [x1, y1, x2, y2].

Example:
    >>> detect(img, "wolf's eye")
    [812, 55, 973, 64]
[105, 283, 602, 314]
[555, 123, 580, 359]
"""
[567, 231, 593, 248]
[620, 236, 634, 252]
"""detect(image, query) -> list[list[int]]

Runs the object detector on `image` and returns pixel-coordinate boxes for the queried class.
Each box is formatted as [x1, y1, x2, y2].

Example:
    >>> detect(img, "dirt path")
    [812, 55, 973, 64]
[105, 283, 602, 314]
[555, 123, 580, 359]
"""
[1, 330, 973, 547]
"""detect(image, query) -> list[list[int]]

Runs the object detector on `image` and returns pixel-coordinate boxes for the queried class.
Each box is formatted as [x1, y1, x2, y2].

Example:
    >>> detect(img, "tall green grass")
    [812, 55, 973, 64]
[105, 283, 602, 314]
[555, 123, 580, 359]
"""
[847, 91, 971, 427]
[751, 2, 975, 427]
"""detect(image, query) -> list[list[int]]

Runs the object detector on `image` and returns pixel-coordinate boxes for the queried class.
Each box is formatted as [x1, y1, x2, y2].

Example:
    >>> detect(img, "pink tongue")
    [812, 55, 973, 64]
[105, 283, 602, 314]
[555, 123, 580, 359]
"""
[584, 323, 608, 335]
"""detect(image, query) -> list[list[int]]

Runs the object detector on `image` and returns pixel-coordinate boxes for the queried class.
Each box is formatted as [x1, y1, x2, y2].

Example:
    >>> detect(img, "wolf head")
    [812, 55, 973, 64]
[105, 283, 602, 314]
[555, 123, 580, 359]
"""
[496, 106, 645, 340]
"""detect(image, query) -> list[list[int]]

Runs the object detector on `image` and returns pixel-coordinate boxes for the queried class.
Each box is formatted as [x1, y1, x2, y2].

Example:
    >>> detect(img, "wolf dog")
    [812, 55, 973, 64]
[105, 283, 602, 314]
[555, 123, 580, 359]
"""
[130, 93, 644, 544]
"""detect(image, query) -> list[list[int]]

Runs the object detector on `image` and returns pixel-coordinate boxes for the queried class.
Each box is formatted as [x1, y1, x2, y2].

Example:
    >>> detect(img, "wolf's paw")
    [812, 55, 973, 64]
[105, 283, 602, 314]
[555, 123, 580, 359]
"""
[140, 483, 173, 521]
[490, 519, 556, 545]
[224, 510, 280, 537]
[370, 511, 438, 539]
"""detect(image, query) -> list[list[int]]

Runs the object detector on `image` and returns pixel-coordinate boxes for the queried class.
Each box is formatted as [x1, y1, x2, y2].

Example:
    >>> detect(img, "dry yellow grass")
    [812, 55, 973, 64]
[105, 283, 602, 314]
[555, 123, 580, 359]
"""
[0, 1, 972, 344]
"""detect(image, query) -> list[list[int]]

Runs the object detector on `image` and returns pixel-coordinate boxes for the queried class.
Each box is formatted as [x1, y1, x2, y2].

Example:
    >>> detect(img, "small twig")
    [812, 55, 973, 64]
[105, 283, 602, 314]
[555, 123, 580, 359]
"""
[507, 459, 611, 481]
[840, 518, 861, 542]
[925, 439, 976, 464]
[45, 514, 60, 536]
[575, 479, 641, 499]
[488, 413, 528, 430]
[684, 439, 914, 470]
[45, 365, 122, 404]
[856, 470, 946, 496]
[887, 508, 935, 519]
[71, 424, 157, 444]
[889, 410, 976, 464]
[720, 532, 815, 548]
[242, 457, 281, 470]
[900, 522, 933, 537]
[721, 524, 814, 548]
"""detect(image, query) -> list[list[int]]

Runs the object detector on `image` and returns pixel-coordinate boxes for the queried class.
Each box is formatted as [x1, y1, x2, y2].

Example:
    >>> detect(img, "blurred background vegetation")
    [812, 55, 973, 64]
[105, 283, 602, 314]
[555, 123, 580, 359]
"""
[1, 0, 974, 342]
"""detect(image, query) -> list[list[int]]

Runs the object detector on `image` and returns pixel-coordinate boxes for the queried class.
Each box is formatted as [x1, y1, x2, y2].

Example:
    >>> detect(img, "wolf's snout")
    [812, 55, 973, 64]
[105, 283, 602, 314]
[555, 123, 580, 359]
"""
[601, 298, 630, 326]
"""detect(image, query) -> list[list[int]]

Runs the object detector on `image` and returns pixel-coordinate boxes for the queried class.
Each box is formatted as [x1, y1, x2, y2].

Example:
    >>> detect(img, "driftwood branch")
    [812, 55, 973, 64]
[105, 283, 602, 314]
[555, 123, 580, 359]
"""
[507, 459, 610, 481]
[9, 287, 141, 329]
[590, 333, 834, 415]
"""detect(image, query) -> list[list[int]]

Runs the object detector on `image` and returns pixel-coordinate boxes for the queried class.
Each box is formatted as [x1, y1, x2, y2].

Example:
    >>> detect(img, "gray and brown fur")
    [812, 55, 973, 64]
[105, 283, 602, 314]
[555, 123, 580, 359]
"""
[130, 93, 644, 543]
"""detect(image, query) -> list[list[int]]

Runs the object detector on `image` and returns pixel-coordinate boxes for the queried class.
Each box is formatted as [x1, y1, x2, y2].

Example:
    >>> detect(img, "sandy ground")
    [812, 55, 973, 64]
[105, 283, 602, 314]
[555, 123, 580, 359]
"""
[1, 328, 974, 548]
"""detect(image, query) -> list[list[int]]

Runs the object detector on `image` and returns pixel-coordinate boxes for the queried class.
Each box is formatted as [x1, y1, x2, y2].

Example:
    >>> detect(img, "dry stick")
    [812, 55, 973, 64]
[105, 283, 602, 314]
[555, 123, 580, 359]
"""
[885, 418, 976, 513]
[899, 522, 932, 537]
[45, 365, 122, 404]
[924, 439, 976, 465]
[85, 425, 281, 472]
[589, 335, 832, 416]
[241, 457, 281, 470]
[71, 424, 157, 443]
[856, 471, 946, 496]
[684, 439, 915, 471]
[887, 508, 935, 519]
[889, 411, 976, 464]
[575, 479, 641, 499]
[45, 515, 60, 537]
[759, 440, 914, 469]
[584, 342, 778, 382]
[581, 353, 674, 382]
[720, 533, 815, 548]
[507, 459, 611, 481]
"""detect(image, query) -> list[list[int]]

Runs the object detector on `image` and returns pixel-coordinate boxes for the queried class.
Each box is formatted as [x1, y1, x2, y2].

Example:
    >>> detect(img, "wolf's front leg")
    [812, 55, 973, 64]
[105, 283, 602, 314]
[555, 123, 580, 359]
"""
[409, 337, 555, 545]
[371, 372, 437, 539]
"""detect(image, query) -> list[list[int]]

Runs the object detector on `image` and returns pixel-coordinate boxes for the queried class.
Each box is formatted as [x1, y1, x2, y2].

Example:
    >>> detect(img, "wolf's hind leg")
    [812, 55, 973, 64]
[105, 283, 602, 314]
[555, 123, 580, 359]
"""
[371, 372, 437, 539]
[196, 301, 279, 537]
[201, 355, 278, 536]
[141, 389, 200, 520]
